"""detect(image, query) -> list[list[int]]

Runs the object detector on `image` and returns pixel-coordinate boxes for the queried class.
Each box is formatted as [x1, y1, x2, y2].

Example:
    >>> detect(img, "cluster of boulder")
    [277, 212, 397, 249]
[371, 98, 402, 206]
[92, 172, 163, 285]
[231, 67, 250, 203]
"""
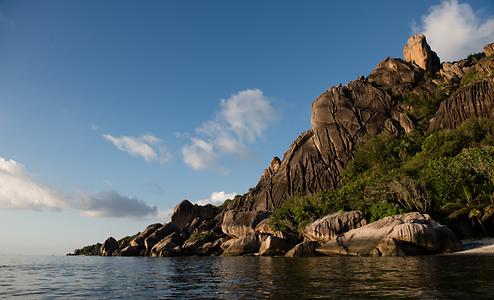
[91, 201, 462, 257]
[74, 34, 494, 257]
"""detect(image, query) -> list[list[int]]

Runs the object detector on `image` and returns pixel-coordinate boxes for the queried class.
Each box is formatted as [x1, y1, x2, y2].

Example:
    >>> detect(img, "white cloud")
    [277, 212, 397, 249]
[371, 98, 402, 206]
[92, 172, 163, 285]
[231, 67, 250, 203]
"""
[103, 134, 172, 163]
[181, 138, 217, 171]
[76, 190, 158, 218]
[193, 191, 237, 206]
[182, 89, 276, 172]
[0, 157, 67, 210]
[414, 0, 494, 61]
[0, 156, 159, 219]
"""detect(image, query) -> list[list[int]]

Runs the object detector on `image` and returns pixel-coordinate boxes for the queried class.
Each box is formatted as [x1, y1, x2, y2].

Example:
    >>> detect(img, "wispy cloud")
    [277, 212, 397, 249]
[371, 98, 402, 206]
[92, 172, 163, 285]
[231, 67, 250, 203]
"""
[181, 89, 277, 172]
[0, 157, 67, 210]
[413, 0, 494, 61]
[76, 190, 158, 218]
[103, 134, 172, 163]
[0, 156, 159, 219]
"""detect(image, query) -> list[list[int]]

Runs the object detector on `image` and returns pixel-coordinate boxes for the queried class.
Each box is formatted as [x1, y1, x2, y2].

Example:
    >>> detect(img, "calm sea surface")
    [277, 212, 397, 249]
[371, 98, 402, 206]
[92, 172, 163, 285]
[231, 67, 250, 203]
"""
[1, 255, 494, 299]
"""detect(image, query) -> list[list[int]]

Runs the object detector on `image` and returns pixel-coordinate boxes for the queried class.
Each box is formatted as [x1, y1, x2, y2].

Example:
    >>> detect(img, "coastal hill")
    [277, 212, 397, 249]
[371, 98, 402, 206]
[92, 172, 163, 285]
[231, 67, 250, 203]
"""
[73, 35, 494, 257]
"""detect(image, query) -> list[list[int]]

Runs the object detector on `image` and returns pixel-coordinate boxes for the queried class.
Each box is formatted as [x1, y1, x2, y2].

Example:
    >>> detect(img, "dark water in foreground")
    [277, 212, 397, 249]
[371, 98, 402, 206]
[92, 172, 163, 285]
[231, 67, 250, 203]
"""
[1, 255, 494, 299]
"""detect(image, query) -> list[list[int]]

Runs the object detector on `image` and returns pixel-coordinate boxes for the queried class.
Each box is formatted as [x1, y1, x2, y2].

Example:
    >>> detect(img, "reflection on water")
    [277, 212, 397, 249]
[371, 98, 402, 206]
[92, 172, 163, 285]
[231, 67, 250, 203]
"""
[1, 255, 493, 298]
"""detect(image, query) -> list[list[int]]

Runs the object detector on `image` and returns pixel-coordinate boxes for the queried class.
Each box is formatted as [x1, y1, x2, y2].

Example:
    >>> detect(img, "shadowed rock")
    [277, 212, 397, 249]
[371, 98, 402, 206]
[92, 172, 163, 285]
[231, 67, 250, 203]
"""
[285, 241, 321, 257]
[171, 200, 218, 232]
[258, 236, 292, 256]
[222, 234, 260, 256]
[100, 237, 119, 256]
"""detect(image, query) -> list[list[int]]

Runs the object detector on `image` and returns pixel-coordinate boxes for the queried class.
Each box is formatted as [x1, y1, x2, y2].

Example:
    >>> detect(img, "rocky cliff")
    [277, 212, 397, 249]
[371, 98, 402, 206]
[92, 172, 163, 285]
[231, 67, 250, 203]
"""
[228, 34, 494, 214]
[72, 34, 494, 257]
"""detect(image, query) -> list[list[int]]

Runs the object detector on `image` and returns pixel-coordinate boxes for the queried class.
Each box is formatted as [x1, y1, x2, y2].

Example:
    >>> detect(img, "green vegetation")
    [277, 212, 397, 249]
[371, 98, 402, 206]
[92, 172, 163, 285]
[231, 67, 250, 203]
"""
[73, 243, 102, 256]
[186, 230, 214, 243]
[461, 70, 483, 87]
[270, 119, 494, 236]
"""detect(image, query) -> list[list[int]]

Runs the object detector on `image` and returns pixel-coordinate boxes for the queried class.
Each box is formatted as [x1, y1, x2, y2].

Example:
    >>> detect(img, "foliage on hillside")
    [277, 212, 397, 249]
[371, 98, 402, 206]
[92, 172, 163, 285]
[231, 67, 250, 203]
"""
[270, 119, 494, 236]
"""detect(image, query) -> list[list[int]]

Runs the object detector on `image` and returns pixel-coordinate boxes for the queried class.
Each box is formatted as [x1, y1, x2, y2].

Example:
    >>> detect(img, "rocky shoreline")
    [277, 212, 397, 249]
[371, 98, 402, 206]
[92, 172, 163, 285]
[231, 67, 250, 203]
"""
[71, 34, 494, 258]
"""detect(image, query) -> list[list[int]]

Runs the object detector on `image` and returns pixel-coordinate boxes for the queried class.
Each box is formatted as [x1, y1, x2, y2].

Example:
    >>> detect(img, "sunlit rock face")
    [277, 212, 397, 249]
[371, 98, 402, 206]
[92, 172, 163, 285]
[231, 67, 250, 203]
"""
[403, 33, 440, 72]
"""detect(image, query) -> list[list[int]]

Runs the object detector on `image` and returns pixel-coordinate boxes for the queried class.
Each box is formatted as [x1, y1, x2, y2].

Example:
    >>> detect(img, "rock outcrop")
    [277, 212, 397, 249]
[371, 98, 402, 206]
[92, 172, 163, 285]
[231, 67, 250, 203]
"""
[221, 210, 270, 238]
[403, 34, 440, 71]
[171, 200, 218, 231]
[429, 78, 494, 131]
[317, 212, 462, 256]
[303, 211, 367, 243]
[484, 43, 494, 57]
[100, 237, 119, 256]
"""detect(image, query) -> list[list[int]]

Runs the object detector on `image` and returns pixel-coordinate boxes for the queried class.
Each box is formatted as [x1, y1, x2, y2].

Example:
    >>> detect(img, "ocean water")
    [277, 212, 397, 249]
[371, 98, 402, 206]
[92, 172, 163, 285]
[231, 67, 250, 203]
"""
[1, 255, 494, 299]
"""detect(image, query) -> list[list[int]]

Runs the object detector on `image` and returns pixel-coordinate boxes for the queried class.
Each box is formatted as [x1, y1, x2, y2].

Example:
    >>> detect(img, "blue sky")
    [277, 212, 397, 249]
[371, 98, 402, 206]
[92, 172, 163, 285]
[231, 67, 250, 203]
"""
[1, 0, 493, 255]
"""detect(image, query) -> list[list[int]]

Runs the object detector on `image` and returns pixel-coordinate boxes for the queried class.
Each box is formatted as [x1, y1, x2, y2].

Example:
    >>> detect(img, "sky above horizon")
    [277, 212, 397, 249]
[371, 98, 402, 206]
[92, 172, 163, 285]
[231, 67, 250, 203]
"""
[1, 0, 494, 255]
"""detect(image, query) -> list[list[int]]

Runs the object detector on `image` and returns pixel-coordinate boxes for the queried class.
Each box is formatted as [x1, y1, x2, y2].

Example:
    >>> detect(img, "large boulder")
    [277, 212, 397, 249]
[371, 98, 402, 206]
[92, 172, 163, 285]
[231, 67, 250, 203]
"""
[119, 245, 139, 256]
[222, 234, 260, 256]
[403, 34, 440, 71]
[129, 223, 162, 250]
[100, 237, 119, 256]
[171, 200, 218, 232]
[150, 232, 183, 257]
[303, 211, 367, 243]
[258, 236, 292, 256]
[221, 210, 270, 238]
[317, 212, 462, 256]
[285, 241, 321, 257]
[144, 223, 176, 255]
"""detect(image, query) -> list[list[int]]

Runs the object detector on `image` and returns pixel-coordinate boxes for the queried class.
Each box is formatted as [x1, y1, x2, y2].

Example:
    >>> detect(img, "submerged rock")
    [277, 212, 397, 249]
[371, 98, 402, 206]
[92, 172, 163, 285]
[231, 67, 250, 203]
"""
[317, 212, 462, 256]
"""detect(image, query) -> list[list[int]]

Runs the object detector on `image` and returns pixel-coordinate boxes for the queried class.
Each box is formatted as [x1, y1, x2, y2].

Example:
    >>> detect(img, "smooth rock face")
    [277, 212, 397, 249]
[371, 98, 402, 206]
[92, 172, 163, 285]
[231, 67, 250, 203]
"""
[171, 200, 218, 231]
[303, 211, 367, 243]
[258, 236, 292, 256]
[222, 234, 260, 256]
[403, 34, 440, 71]
[100, 237, 119, 256]
[285, 241, 321, 257]
[221, 210, 270, 238]
[429, 78, 494, 131]
[317, 212, 462, 256]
